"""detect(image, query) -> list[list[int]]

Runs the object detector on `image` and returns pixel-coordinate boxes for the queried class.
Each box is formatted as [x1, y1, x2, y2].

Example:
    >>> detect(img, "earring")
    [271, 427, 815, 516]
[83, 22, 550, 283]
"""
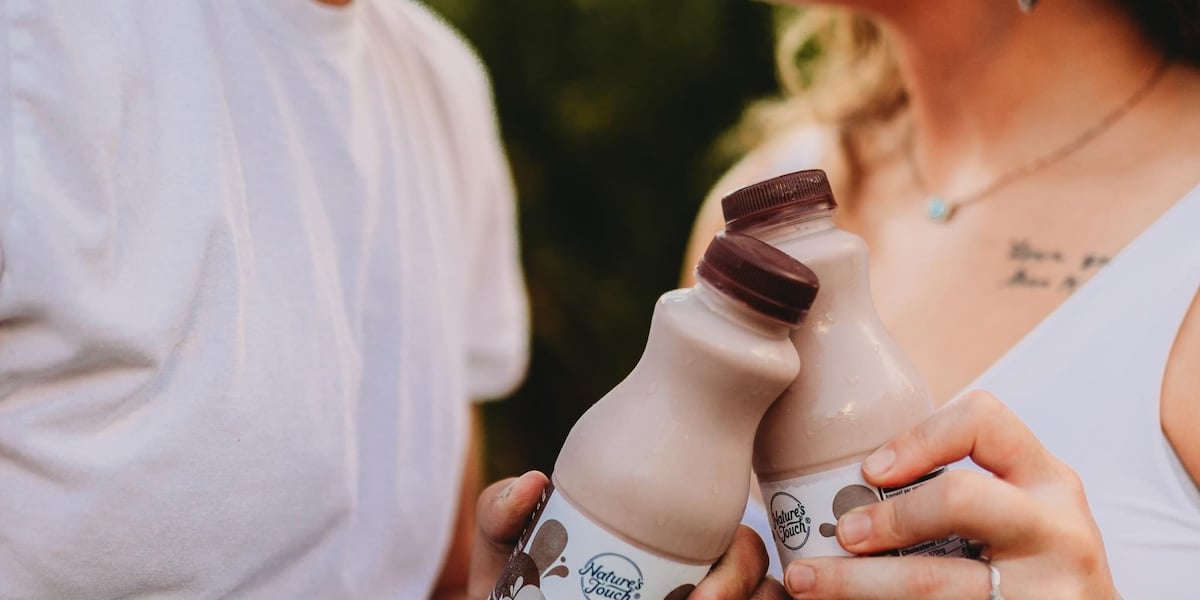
[1018, 0, 1039, 13]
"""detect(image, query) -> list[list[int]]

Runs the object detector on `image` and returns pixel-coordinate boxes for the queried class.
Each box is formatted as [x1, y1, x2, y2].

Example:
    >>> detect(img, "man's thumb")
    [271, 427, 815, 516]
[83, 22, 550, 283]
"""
[467, 470, 549, 599]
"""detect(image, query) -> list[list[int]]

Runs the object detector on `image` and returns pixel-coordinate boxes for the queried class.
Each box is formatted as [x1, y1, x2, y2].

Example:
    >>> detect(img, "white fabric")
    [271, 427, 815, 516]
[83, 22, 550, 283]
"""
[964, 186, 1200, 598]
[0, 0, 528, 597]
[740, 137, 1200, 597]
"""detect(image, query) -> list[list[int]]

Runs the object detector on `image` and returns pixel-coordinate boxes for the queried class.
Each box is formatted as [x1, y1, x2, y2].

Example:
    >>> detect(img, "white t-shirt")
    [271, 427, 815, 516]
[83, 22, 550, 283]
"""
[0, 1, 529, 597]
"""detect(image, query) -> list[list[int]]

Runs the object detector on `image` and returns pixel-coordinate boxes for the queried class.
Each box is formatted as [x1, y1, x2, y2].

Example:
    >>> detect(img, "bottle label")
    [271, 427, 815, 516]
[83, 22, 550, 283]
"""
[489, 483, 712, 600]
[759, 463, 970, 560]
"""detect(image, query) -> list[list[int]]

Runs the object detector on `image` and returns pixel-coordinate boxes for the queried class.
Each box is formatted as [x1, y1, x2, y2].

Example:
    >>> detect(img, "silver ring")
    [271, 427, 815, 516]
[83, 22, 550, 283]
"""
[980, 556, 1003, 600]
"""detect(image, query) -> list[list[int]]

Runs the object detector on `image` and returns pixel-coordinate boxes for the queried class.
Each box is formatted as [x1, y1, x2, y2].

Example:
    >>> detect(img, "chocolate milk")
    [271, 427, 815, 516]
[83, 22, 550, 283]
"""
[722, 170, 970, 561]
[491, 232, 819, 600]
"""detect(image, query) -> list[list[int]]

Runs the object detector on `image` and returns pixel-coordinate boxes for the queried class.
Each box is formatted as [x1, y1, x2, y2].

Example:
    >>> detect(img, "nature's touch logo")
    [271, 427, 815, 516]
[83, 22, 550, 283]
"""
[578, 553, 644, 600]
[770, 492, 812, 550]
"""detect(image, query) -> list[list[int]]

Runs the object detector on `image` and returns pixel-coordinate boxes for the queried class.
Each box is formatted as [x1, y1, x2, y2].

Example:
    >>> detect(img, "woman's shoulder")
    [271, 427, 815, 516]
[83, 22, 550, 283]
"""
[680, 126, 832, 284]
[714, 125, 832, 199]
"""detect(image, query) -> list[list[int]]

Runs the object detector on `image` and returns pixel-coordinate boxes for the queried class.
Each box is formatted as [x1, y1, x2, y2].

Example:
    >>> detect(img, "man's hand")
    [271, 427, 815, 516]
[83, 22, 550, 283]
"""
[466, 471, 550, 599]
[466, 470, 785, 600]
[690, 525, 789, 600]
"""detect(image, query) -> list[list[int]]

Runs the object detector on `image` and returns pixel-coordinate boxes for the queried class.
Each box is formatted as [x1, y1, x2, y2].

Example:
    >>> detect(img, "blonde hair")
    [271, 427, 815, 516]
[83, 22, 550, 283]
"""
[729, 2, 1200, 202]
[720, 8, 902, 204]
[725, 7, 907, 202]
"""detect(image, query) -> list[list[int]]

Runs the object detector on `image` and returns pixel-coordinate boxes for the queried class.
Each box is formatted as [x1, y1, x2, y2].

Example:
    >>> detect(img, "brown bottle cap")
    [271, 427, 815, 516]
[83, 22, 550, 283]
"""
[721, 169, 836, 231]
[696, 231, 819, 326]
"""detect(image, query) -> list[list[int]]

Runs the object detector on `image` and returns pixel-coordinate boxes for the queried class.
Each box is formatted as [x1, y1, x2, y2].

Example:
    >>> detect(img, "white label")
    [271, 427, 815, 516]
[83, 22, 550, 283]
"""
[759, 464, 970, 560]
[489, 483, 712, 600]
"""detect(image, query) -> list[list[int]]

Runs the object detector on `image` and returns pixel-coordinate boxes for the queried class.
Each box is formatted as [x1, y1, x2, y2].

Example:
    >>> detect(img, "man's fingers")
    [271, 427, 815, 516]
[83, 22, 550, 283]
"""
[467, 471, 549, 599]
[474, 471, 549, 546]
[863, 390, 1063, 488]
[782, 556, 993, 600]
[689, 525, 770, 600]
[836, 469, 1045, 555]
[749, 576, 790, 600]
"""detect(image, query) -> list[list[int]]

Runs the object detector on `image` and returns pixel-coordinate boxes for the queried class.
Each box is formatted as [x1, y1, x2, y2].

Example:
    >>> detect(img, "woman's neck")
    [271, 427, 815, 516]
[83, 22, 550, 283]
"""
[868, 1, 1166, 193]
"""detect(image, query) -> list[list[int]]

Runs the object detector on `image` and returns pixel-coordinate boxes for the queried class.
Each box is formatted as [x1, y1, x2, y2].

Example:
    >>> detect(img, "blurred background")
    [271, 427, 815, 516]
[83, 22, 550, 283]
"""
[420, 0, 788, 480]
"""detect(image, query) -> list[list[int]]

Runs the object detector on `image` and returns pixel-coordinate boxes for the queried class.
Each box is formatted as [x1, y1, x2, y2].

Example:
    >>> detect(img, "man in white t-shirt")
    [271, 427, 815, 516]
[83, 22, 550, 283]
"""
[0, 1, 772, 598]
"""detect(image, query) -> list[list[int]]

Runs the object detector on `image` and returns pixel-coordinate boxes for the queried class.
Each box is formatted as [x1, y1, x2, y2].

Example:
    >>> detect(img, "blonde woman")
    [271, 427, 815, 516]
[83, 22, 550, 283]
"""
[685, 1, 1200, 598]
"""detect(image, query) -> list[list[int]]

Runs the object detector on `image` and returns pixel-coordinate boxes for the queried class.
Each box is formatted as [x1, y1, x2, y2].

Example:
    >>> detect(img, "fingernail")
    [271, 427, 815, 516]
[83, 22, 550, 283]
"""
[785, 564, 816, 595]
[863, 447, 895, 476]
[838, 511, 870, 546]
[497, 480, 517, 502]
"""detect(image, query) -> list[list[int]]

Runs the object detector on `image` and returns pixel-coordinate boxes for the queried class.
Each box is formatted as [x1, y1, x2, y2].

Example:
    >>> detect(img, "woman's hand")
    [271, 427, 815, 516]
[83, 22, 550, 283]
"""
[781, 390, 1119, 599]
[467, 470, 786, 600]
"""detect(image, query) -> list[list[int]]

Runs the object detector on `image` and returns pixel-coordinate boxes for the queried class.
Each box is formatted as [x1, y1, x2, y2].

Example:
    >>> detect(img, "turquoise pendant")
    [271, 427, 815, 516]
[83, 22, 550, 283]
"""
[926, 196, 955, 223]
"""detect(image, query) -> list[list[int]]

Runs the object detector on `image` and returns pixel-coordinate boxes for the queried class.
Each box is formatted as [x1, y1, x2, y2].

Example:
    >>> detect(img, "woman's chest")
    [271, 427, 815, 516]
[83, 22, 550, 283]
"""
[841, 155, 1195, 402]
[859, 216, 1128, 403]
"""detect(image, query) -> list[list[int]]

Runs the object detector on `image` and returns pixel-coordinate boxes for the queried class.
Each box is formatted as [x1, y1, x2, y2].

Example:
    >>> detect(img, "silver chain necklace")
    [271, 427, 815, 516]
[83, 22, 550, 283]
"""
[906, 57, 1171, 223]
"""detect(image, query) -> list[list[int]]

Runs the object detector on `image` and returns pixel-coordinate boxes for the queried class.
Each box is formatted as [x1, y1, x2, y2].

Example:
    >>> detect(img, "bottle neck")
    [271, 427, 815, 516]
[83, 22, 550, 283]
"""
[735, 210, 875, 319]
[734, 208, 836, 244]
[690, 280, 792, 339]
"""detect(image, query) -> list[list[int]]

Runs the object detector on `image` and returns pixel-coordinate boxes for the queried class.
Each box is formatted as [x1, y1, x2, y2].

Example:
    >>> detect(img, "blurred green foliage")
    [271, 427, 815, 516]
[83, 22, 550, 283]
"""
[421, 0, 781, 479]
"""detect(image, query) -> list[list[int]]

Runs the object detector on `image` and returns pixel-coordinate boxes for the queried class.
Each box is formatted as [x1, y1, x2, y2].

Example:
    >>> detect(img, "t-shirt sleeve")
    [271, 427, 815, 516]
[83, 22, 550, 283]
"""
[400, 1, 530, 401]
[462, 91, 530, 402]
[447, 45, 531, 402]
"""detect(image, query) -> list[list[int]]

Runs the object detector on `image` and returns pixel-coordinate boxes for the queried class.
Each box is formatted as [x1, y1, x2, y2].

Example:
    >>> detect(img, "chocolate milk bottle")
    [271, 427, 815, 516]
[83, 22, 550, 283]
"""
[722, 170, 969, 561]
[491, 232, 819, 600]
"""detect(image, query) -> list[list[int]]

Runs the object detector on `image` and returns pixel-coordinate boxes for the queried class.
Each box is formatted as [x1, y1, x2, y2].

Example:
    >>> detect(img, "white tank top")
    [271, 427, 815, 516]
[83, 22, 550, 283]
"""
[965, 184, 1200, 597]
[744, 181, 1200, 597]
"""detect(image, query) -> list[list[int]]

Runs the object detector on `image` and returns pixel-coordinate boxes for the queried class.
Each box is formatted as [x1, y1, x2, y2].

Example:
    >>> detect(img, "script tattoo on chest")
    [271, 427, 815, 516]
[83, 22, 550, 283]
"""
[1005, 239, 1110, 293]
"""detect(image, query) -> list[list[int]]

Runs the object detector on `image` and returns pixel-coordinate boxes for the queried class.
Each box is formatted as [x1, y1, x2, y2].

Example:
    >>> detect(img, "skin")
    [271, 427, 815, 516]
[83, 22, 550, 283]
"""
[684, 0, 1200, 597]
[431, 408, 484, 599]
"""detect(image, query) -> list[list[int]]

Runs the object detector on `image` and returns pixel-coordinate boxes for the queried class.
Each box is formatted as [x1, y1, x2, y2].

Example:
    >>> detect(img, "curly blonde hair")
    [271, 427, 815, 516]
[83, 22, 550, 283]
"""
[724, 7, 906, 202]
[730, 2, 1200, 202]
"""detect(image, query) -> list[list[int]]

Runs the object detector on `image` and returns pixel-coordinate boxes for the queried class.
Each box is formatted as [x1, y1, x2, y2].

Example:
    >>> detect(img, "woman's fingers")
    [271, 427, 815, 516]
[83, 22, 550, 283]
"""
[690, 525, 771, 600]
[782, 556, 993, 600]
[467, 471, 550, 599]
[772, 389, 1120, 599]
[863, 390, 1063, 488]
[835, 469, 1045, 555]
